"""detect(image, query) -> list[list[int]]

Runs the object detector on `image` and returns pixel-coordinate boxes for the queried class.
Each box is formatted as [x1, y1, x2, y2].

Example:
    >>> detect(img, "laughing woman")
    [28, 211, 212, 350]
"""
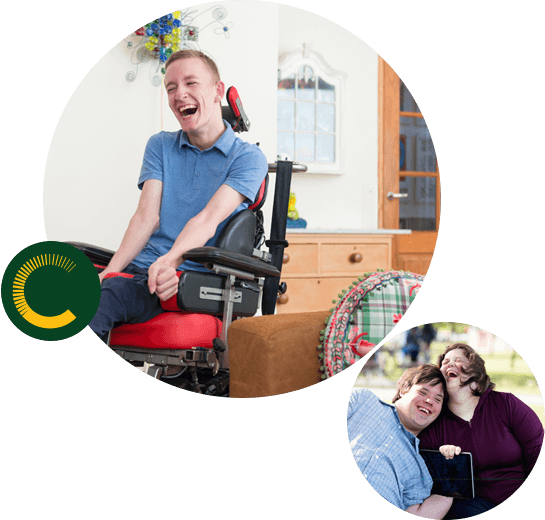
[419, 343, 544, 519]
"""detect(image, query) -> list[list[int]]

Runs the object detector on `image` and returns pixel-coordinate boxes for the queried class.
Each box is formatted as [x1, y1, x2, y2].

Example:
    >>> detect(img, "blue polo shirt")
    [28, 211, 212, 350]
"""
[347, 388, 433, 511]
[132, 122, 268, 272]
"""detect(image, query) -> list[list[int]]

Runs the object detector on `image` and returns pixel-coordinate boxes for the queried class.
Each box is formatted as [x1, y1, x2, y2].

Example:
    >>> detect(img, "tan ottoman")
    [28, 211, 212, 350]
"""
[228, 311, 330, 398]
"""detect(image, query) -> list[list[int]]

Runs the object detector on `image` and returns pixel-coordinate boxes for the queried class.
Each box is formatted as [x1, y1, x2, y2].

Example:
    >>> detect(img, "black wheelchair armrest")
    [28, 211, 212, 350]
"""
[176, 270, 260, 317]
[183, 246, 280, 278]
[65, 241, 115, 266]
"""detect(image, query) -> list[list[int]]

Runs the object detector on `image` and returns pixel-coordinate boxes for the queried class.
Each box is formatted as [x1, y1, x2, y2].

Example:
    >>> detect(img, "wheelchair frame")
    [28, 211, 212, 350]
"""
[104, 161, 307, 397]
[66, 104, 307, 397]
[69, 88, 307, 396]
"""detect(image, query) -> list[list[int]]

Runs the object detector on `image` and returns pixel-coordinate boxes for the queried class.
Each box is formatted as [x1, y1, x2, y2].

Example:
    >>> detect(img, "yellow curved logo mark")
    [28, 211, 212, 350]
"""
[12, 254, 77, 329]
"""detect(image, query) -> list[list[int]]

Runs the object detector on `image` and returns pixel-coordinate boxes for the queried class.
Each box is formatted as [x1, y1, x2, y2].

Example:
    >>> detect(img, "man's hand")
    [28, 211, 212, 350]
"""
[439, 445, 462, 460]
[406, 495, 453, 518]
[148, 256, 179, 301]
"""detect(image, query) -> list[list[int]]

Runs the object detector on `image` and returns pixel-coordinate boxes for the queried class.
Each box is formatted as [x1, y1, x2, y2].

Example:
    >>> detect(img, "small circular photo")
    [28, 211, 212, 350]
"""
[347, 323, 543, 519]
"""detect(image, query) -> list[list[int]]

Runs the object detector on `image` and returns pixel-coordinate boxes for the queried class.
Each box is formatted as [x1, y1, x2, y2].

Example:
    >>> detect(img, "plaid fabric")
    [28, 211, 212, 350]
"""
[319, 270, 425, 378]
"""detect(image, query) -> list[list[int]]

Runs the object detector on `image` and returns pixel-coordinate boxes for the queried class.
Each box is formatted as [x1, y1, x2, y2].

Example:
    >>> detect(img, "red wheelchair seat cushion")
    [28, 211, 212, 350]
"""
[110, 312, 222, 349]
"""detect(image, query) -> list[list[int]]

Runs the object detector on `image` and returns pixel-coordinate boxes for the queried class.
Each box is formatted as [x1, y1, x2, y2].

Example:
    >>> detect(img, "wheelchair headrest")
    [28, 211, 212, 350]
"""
[222, 86, 250, 133]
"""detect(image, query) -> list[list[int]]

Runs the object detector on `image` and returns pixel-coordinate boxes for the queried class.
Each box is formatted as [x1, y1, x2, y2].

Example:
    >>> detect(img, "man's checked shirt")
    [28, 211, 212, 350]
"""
[347, 388, 433, 511]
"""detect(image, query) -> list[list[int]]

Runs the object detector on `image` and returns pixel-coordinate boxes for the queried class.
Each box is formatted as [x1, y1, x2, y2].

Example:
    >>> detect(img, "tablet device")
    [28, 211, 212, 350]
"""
[420, 449, 475, 499]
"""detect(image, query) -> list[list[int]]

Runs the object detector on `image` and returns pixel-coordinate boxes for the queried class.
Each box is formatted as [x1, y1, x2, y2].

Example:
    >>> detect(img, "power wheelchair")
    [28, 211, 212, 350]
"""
[68, 87, 307, 397]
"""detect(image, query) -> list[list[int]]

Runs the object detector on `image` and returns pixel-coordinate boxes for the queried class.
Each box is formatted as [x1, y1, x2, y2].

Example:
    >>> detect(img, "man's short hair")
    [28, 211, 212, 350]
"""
[392, 364, 447, 404]
[164, 49, 221, 83]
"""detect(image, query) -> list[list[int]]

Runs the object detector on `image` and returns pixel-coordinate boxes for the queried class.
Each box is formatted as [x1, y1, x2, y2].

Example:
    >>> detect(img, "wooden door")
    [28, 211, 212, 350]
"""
[378, 58, 440, 275]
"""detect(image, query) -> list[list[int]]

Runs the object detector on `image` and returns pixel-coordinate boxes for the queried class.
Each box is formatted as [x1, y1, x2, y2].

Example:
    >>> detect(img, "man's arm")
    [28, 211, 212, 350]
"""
[406, 495, 453, 519]
[99, 179, 162, 282]
[147, 184, 245, 300]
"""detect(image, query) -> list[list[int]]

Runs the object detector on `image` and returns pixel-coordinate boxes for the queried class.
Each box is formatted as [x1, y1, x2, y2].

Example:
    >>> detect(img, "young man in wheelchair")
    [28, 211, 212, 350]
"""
[90, 49, 268, 342]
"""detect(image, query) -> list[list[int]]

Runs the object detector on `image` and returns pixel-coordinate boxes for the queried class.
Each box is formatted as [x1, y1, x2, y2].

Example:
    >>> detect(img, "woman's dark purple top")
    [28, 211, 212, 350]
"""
[419, 388, 543, 505]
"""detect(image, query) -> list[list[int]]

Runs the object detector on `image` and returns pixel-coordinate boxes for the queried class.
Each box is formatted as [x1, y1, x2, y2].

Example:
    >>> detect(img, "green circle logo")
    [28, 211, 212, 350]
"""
[2, 241, 101, 341]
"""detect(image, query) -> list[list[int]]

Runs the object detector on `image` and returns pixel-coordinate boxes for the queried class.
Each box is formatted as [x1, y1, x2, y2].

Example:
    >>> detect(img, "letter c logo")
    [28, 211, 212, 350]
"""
[13, 255, 77, 328]
[2, 242, 100, 341]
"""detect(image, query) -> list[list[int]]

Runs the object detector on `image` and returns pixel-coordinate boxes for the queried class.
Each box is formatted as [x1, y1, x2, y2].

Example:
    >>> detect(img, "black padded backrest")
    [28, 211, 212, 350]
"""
[215, 210, 256, 256]
[215, 174, 268, 255]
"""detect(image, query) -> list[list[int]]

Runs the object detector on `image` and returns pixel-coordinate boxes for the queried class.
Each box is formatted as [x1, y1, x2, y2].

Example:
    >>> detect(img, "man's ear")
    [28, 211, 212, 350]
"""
[215, 81, 225, 103]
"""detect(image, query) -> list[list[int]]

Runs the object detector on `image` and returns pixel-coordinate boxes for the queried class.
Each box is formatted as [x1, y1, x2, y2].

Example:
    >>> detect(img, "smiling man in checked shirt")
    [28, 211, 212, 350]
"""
[348, 364, 453, 518]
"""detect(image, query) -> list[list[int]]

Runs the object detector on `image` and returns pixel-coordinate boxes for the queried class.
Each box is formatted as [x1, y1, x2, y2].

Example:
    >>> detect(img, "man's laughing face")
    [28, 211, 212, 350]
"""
[395, 381, 444, 435]
[164, 57, 224, 141]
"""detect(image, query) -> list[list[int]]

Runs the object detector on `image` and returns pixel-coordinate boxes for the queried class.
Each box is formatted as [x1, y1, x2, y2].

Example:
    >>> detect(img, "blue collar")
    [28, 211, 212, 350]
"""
[179, 120, 235, 156]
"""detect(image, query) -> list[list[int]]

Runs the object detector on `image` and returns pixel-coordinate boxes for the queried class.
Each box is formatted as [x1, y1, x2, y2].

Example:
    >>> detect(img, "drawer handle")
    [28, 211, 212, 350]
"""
[283, 253, 290, 264]
[278, 294, 289, 305]
[350, 252, 363, 263]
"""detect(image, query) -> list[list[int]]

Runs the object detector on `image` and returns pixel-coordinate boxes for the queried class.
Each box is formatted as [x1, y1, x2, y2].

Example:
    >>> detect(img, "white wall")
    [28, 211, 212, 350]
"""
[277, 4, 379, 231]
[43, 1, 379, 248]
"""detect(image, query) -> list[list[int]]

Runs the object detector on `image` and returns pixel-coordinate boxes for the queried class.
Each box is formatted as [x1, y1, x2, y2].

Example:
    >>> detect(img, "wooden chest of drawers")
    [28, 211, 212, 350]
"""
[276, 233, 395, 314]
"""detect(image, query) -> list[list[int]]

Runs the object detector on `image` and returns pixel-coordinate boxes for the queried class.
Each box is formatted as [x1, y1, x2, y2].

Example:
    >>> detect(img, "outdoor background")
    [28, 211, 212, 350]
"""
[355, 323, 544, 426]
